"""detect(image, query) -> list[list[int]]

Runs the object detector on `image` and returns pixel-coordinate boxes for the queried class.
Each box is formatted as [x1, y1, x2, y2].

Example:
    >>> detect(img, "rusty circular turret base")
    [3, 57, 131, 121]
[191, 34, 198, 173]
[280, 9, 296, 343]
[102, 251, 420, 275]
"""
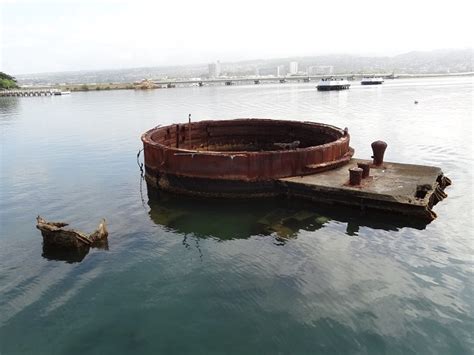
[142, 118, 354, 197]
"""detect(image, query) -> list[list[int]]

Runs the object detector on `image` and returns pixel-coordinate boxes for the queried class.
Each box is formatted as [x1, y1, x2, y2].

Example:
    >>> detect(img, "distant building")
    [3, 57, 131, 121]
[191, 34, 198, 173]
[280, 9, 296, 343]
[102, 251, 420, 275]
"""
[308, 65, 334, 75]
[307, 66, 316, 75]
[276, 65, 286, 77]
[289, 61, 298, 75]
[208, 61, 221, 78]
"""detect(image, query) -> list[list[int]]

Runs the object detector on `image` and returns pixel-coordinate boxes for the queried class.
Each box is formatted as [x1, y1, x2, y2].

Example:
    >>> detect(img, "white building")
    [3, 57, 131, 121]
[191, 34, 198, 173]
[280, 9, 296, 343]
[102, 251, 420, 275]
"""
[289, 61, 298, 75]
[276, 65, 286, 77]
[308, 65, 334, 75]
[208, 61, 221, 78]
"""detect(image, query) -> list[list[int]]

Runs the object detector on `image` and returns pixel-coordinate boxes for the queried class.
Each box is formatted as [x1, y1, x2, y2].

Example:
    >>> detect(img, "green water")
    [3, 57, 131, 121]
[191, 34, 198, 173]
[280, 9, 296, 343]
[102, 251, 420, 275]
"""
[1, 77, 473, 354]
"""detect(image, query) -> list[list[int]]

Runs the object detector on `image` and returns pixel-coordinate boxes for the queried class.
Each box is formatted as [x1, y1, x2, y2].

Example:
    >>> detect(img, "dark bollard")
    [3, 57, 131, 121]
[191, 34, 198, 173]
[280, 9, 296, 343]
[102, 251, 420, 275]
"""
[357, 162, 370, 178]
[349, 167, 363, 186]
[371, 140, 387, 166]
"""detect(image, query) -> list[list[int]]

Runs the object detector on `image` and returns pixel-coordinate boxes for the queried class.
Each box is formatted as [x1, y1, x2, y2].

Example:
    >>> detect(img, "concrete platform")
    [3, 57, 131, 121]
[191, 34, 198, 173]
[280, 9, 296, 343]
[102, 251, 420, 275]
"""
[279, 159, 451, 222]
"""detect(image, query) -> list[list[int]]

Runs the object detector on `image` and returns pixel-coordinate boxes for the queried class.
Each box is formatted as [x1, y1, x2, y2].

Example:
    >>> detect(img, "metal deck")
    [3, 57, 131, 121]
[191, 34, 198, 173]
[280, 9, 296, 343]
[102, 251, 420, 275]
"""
[279, 159, 451, 221]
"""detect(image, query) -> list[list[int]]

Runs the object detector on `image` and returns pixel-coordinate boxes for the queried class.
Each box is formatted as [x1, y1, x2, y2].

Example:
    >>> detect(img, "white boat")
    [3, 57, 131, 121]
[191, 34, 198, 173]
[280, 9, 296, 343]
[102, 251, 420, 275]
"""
[52, 90, 71, 95]
[316, 77, 350, 91]
[361, 77, 384, 85]
[54, 91, 71, 95]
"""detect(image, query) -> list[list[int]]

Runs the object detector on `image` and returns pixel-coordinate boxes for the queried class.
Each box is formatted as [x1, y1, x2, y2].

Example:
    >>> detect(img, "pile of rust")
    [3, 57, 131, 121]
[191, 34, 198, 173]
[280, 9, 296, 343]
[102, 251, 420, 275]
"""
[36, 216, 108, 249]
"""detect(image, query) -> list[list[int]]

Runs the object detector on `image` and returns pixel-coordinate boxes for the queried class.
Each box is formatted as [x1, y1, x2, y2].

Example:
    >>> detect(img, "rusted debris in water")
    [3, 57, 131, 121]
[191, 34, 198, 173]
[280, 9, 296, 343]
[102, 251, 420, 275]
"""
[36, 216, 108, 249]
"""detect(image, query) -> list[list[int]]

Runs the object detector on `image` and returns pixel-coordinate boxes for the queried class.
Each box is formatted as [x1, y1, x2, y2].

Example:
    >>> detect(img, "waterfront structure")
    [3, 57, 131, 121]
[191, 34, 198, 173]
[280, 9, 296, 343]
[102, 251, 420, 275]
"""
[142, 118, 450, 221]
[289, 61, 298, 75]
[0, 89, 62, 97]
[208, 61, 221, 78]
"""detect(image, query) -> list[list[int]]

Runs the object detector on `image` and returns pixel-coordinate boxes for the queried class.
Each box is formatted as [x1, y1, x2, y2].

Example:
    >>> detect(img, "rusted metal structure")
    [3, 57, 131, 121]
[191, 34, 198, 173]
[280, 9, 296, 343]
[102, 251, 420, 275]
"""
[142, 119, 354, 196]
[281, 160, 451, 221]
[142, 118, 451, 221]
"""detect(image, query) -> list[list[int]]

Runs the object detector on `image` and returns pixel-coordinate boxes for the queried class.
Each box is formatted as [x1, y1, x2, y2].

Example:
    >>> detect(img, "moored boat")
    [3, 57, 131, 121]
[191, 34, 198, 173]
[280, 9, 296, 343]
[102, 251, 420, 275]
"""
[361, 76, 384, 85]
[316, 77, 350, 91]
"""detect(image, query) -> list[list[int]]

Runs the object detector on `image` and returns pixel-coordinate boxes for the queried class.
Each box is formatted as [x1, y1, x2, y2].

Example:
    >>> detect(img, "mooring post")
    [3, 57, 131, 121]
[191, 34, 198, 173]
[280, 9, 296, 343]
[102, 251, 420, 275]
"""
[349, 167, 363, 185]
[357, 162, 370, 178]
[176, 124, 180, 148]
[371, 140, 387, 166]
[188, 114, 192, 148]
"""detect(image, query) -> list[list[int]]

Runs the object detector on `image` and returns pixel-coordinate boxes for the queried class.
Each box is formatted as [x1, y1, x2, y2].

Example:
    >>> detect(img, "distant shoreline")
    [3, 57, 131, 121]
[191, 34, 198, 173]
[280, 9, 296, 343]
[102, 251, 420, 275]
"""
[21, 72, 474, 93]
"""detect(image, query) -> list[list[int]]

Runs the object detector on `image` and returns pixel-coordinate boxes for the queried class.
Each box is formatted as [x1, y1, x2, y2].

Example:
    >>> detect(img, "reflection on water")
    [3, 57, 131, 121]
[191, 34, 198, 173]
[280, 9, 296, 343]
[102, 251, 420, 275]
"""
[42, 244, 89, 263]
[41, 237, 109, 263]
[146, 182, 429, 244]
[147, 184, 329, 243]
[0, 97, 19, 116]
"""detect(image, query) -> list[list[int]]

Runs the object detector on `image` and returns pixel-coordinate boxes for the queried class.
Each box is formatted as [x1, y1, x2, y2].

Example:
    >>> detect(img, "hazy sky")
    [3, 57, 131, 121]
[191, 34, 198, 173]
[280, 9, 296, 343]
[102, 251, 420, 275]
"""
[1, 0, 473, 74]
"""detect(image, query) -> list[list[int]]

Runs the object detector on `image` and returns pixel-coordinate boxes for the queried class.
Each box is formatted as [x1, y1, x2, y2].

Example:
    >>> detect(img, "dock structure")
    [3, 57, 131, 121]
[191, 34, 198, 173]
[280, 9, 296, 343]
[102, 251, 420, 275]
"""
[0, 89, 60, 97]
[279, 159, 451, 221]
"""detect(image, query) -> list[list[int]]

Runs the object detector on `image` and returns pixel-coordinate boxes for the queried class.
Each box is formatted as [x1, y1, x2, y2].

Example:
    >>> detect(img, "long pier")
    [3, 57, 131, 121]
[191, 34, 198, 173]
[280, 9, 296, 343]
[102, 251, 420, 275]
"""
[0, 89, 61, 97]
[152, 71, 474, 88]
[152, 73, 394, 88]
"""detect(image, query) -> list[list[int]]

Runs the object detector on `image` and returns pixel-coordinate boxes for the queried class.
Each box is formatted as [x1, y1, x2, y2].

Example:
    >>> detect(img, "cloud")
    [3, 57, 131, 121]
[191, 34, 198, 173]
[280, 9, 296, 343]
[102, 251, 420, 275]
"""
[2, 0, 473, 74]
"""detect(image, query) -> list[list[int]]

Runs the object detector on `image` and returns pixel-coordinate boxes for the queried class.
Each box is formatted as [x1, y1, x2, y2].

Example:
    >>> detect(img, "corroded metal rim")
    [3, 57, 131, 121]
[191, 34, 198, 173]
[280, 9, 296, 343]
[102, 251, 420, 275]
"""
[142, 118, 354, 182]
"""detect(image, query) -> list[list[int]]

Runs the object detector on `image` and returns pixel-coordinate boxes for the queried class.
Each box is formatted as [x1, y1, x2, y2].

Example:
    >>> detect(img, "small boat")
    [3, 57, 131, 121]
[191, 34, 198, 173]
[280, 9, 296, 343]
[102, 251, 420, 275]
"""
[52, 90, 71, 95]
[361, 76, 384, 85]
[316, 77, 350, 91]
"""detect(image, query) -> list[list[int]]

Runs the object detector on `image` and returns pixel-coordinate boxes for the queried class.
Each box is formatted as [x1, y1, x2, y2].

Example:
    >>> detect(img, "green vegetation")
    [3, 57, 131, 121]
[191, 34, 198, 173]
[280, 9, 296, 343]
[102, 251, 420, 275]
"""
[0, 72, 19, 89]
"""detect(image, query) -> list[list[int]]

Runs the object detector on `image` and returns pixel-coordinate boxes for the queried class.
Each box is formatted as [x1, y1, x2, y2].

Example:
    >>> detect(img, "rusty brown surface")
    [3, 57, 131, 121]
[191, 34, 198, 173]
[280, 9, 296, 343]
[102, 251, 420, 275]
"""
[142, 119, 353, 182]
[349, 167, 363, 186]
[371, 140, 388, 166]
[357, 162, 371, 178]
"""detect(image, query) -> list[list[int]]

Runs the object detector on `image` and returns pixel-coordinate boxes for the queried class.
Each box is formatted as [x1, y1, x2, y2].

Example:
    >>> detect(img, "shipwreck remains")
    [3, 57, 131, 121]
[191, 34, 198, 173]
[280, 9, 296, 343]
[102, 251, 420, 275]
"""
[142, 118, 451, 221]
[36, 216, 108, 249]
[142, 119, 353, 196]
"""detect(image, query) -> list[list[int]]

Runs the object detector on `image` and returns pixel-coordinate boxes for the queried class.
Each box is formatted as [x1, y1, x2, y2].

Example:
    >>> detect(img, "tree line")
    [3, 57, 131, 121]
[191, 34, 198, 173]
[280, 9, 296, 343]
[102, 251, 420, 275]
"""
[0, 72, 19, 89]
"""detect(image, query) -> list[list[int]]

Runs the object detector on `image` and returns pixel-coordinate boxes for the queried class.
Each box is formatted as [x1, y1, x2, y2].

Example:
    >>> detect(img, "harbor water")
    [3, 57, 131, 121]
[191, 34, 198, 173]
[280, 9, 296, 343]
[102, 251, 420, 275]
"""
[0, 77, 473, 354]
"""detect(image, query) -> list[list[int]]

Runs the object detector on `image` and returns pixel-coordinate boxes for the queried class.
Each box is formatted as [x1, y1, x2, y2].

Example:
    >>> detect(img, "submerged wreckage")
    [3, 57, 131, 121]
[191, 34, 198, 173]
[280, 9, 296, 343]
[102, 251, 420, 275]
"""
[36, 216, 108, 249]
[141, 118, 451, 222]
